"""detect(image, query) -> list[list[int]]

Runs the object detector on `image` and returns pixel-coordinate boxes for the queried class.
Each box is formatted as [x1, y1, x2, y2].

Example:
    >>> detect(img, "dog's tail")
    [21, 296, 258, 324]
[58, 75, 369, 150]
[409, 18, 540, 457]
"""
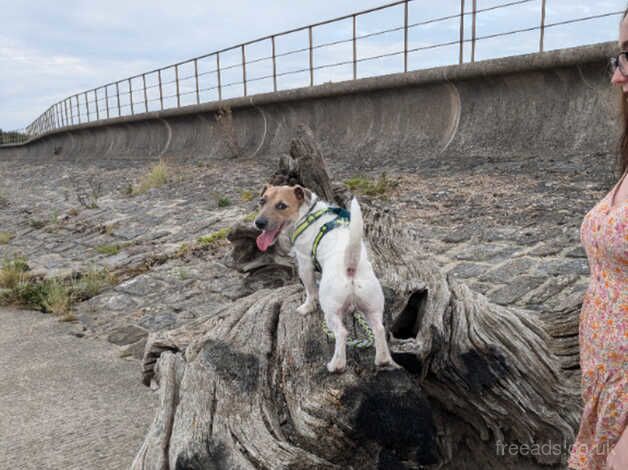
[344, 197, 363, 277]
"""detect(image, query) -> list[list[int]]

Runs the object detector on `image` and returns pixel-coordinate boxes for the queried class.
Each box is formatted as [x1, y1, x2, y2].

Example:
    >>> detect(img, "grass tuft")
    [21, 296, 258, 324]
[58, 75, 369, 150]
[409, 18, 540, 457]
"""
[72, 267, 115, 300]
[217, 196, 232, 207]
[344, 173, 398, 197]
[41, 279, 72, 317]
[29, 219, 47, 230]
[1, 257, 113, 320]
[0, 256, 30, 290]
[198, 227, 231, 246]
[0, 232, 14, 244]
[95, 243, 130, 256]
[176, 243, 191, 258]
[133, 160, 169, 195]
[240, 190, 255, 202]
[243, 212, 257, 222]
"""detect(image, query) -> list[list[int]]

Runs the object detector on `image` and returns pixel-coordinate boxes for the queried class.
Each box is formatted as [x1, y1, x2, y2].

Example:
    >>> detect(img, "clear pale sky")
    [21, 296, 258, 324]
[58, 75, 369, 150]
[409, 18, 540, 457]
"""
[1, 0, 626, 131]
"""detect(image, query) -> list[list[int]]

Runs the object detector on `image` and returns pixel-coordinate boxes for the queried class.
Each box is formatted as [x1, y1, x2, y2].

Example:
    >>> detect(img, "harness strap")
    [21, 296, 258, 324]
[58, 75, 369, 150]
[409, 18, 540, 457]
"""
[311, 209, 350, 271]
[290, 205, 351, 270]
[290, 207, 328, 243]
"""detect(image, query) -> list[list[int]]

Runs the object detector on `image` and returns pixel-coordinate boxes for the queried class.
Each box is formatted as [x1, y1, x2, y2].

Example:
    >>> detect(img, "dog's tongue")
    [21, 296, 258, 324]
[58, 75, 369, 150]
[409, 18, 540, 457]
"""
[256, 227, 280, 252]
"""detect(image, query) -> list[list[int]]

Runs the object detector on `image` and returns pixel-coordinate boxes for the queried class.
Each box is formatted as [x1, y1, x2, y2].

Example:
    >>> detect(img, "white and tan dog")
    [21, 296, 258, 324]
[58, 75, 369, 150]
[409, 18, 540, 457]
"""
[254, 184, 399, 373]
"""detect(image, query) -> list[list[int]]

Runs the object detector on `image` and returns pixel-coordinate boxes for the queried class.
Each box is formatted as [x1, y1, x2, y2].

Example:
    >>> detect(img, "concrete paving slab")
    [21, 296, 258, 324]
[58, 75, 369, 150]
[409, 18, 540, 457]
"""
[0, 307, 156, 470]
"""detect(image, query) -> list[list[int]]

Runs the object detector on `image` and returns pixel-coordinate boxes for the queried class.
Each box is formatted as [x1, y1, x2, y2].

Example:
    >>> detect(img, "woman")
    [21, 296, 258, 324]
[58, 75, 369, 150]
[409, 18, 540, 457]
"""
[567, 10, 628, 470]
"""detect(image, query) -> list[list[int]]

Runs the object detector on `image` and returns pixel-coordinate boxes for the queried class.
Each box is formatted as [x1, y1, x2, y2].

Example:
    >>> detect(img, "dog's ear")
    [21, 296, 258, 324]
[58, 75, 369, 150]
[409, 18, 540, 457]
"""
[293, 185, 311, 202]
[259, 184, 269, 197]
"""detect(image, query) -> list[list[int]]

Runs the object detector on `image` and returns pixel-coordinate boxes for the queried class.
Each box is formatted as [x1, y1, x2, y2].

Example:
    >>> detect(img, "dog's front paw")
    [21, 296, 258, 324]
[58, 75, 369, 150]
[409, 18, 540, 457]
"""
[326, 360, 346, 374]
[296, 301, 315, 316]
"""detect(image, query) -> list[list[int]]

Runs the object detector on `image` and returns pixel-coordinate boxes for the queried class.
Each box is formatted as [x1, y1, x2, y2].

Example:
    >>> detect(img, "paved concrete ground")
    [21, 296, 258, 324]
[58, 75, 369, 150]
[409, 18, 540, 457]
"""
[0, 307, 157, 470]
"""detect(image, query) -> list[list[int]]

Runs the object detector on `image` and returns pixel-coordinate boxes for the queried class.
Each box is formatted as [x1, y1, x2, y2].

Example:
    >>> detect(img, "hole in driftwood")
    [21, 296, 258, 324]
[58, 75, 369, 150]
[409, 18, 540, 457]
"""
[391, 288, 428, 339]
[391, 353, 423, 375]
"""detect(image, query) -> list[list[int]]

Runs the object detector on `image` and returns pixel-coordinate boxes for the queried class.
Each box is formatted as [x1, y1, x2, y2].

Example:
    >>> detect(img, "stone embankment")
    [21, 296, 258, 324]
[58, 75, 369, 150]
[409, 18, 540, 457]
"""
[0, 150, 609, 343]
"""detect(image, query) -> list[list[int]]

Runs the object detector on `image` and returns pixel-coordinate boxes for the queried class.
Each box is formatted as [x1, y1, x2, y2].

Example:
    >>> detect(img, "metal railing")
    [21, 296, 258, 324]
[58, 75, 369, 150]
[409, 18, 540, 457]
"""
[0, 129, 29, 145]
[2, 0, 624, 144]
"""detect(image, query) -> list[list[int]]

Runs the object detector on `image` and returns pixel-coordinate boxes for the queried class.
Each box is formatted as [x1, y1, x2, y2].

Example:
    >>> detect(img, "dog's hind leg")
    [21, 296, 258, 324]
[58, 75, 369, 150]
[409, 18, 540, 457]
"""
[357, 283, 400, 370]
[320, 297, 349, 373]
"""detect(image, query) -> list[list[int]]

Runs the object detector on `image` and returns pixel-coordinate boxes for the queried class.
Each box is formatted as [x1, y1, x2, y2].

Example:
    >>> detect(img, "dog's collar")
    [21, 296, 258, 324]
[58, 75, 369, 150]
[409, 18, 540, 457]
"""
[295, 195, 320, 224]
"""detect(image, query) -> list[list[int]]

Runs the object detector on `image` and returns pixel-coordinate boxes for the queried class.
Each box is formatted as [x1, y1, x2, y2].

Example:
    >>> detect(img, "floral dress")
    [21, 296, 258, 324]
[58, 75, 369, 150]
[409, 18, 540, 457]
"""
[568, 173, 627, 470]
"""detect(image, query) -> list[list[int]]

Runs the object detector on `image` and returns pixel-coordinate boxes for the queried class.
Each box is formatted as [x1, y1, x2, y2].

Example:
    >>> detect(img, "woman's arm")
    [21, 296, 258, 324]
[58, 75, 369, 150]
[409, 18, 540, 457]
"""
[607, 425, 628, 470]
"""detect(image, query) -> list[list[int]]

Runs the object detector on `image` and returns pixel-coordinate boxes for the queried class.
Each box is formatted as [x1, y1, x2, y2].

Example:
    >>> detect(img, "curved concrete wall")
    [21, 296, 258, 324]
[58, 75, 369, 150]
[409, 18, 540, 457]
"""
[0, 42, 620, 171]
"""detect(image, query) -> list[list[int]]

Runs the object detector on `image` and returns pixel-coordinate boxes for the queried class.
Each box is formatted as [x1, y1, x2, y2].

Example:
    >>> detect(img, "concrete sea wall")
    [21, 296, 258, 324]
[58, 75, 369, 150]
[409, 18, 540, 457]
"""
[0, 42, 620, 173]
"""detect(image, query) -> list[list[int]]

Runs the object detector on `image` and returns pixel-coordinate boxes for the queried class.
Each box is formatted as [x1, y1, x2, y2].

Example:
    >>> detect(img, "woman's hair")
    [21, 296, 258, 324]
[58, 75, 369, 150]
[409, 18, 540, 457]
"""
[619, 9, 628, 175]
[620, 96, 628, 175]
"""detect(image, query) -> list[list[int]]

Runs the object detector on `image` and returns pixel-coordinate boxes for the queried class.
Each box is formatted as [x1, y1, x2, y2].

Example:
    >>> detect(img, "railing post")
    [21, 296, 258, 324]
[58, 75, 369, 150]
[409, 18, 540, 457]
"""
[217, 53, 222, 100]
[471, 0, 477, 62]
[539, 0, 547, 52]
[56, 103, 62, 128]
[271, 36, 277, 92]
[95, 89, 100, 120]
[459, 0, 465, 64]
[66, 98, 72, 126]
[75, 95, 81, 124]
[143, 73, 148, 112]
[84, 91, 90, 122]
[308, 25, 314, 86]
[194, 59, 200, 104]
[105, 85, 110, 119]
[353, 14, 357, 79]
[116, 82, 121, 117]
[404, 0, 409, 73]
[175, 65, 180, 107]
[158, 70, 164, 110]
[128, 78, 134, 115]
[242, 45, 247, 96]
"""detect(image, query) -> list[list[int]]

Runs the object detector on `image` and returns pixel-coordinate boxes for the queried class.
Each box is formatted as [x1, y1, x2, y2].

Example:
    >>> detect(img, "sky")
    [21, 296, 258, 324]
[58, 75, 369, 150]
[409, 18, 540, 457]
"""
[1, 0, 626, 131]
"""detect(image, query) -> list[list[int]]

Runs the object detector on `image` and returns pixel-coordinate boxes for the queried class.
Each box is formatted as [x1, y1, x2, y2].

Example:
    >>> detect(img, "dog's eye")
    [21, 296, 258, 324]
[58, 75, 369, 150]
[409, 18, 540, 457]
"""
[259, 198, 266, 206]
[275, 202, 287, 210]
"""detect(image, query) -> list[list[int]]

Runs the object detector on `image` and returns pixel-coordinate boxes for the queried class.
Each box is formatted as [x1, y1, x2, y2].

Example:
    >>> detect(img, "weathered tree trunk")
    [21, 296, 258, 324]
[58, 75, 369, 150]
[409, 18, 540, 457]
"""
[133, 126, 581, 470]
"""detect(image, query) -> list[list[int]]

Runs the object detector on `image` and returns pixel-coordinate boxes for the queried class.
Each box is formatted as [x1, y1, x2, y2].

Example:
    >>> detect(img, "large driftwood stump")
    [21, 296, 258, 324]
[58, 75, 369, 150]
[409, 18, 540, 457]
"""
[134, 126, 582, 469]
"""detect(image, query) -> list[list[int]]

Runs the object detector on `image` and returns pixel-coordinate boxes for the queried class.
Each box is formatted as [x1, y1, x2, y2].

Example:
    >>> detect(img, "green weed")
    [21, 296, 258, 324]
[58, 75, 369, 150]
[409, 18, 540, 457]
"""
[344, 173, 398, 197]
[198, 227, 231, 246]
[0, 232, 14, 244]
[133, 160, 169, 195]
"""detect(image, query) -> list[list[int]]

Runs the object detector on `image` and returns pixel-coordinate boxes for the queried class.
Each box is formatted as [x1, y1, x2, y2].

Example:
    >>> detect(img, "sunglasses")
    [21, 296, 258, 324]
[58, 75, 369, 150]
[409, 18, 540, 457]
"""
[610, 51, 628, 76]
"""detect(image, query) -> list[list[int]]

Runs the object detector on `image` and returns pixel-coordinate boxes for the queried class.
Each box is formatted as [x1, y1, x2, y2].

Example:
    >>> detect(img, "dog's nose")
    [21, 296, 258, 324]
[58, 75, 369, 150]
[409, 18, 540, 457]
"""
[254, 217, 268, 230]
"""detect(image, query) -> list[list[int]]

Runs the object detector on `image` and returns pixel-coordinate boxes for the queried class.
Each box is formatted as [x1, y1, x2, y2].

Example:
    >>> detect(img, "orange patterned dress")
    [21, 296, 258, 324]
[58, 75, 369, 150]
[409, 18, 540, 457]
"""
[568, 174, 627, 470]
